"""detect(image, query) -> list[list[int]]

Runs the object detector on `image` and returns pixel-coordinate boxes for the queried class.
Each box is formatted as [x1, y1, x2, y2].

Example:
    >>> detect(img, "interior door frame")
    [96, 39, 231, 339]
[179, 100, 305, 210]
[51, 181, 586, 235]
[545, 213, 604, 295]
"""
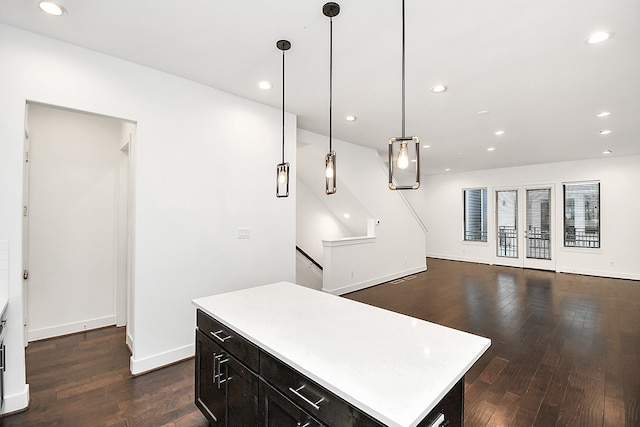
[493, 184, 557, 271]
[21, 101, 135, 343]
[22, 104, 31, 347]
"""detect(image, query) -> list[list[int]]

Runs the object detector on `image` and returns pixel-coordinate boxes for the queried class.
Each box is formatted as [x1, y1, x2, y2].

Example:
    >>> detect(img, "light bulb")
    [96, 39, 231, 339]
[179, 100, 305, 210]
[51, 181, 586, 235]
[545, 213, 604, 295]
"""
[325, 161, 334, 179]
[278, 169, 287, 184]
[397, 142, 409, 169]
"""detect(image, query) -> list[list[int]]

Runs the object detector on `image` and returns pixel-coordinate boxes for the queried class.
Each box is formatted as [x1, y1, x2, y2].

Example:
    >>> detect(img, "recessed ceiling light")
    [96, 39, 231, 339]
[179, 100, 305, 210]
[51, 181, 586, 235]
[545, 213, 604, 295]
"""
[444, 168, 451, 172]
[586, 31, 614, 44]
[345, 115, 357, 122]
[602, 149, 613, 155]
[431, 84, 447, 93]
[495, 130, 505, 136]
[343, 213, 350, 219]
[487, 147, 495, 151]
[258, 81, 272, 90]
[597, 111, 611, 118]
[599, 130, 612, 135]
[422, 144, 431, 149]
[39, 1, 66, 16]
[477, 110, 490, 115]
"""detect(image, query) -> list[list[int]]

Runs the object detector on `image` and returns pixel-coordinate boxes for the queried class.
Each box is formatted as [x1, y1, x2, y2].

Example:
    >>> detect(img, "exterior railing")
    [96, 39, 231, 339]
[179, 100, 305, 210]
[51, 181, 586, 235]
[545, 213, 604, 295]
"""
[527, 227, 551, 260]
[497, 226, 517, 258]
[564, 230, 600, 248]
[464, 231, 487, 242]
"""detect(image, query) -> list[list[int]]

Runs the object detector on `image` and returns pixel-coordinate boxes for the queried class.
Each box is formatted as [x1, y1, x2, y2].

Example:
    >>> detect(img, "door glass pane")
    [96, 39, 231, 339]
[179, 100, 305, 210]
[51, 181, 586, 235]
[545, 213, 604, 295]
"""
[526, 188, 551, 260]
[496, 190, 517, 258]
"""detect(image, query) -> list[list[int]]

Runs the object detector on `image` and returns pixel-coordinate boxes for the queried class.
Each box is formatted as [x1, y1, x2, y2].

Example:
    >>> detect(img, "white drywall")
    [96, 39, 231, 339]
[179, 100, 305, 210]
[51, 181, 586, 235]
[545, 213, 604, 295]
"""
[405, 155, 640, 280]
[0, 23, 296, 412]
[298, 130, 426, 294]
[296, 178, 354, 264]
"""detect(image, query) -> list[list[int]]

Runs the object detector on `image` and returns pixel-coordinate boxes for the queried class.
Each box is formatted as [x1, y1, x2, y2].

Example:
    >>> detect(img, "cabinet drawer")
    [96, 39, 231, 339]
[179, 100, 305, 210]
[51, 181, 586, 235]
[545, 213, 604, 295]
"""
[197, 309, 259, 372]
[260, 351, 382, 427]
[259, 379, 323, 427]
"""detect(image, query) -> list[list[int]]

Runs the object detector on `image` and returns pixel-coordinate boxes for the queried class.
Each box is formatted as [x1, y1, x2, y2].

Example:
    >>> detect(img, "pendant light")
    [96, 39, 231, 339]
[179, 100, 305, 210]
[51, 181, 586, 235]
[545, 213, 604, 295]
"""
[276, 39, 291, 198]
[323, 2, 340, 195]
[388, 0, 420, 190]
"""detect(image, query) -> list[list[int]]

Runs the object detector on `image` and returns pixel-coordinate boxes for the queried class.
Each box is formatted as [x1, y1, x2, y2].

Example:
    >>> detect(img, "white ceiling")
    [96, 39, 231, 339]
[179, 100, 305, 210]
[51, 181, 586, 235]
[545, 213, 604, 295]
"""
[2, 0, 638, 175]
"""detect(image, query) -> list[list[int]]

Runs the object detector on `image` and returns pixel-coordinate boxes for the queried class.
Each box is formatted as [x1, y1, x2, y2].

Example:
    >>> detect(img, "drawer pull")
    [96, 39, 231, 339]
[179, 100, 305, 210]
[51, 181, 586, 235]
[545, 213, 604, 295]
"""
[213, 354, 232, 389]
[211, 329, 233, 342]
[288, 385, 324, 411]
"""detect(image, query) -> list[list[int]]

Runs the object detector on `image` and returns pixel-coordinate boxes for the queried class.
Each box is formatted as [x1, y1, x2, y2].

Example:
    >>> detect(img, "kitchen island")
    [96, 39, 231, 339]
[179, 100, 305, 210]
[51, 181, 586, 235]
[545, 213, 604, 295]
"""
[192, 282, 490, 427]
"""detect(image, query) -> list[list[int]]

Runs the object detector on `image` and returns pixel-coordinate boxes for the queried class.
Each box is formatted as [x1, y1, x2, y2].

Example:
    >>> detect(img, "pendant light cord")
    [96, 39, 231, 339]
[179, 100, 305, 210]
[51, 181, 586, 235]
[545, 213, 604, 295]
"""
[401, 0, 406, 138]
[329, 16, 334, 152]
[281, 48, 286, 163]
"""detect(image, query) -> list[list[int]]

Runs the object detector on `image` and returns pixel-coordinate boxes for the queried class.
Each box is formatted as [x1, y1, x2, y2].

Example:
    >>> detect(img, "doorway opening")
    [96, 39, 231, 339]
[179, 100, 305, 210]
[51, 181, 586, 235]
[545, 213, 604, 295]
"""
[22, 102, 135, 346]
[494, 185, 555, 271]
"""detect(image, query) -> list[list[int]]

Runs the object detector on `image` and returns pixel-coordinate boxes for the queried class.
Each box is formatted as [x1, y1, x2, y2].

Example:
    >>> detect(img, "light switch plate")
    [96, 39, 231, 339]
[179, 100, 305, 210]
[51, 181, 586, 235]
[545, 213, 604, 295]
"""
[237, 228, 250, 239]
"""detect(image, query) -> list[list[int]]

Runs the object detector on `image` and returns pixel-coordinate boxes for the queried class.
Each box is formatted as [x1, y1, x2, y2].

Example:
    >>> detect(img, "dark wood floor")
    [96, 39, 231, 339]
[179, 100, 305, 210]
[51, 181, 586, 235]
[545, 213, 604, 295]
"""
[346, 259, 640, 427]
[2, 258, 639, 426]
[1, 327, 209, 427]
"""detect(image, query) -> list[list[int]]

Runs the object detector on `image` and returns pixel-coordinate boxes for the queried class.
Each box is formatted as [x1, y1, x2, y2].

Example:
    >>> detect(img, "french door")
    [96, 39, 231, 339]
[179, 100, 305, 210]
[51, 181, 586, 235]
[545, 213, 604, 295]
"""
[495, 186, 555, 270]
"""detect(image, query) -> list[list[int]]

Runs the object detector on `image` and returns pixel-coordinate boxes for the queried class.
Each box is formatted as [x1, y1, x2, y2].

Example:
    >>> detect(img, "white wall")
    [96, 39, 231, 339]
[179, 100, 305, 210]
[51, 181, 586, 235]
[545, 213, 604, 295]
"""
[405, 155, 640, 280]
[296, 178, 353, 264]
[298, 130, 426, 294]
[0, 24, 296, 412]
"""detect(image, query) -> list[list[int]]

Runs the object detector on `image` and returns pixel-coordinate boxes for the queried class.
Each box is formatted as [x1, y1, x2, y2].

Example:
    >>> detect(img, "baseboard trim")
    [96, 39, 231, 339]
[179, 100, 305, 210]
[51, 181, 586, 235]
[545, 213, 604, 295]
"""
[28, 315, 116, 342]
[426, 253, 493, 265]
[126, 332, 133, 353]
[427, 254, 640, 281]
[323, 266, 427, 296]
[129, 343, 194, 376]
[1, 384, 29, 416]
[556, 267, 640, 281]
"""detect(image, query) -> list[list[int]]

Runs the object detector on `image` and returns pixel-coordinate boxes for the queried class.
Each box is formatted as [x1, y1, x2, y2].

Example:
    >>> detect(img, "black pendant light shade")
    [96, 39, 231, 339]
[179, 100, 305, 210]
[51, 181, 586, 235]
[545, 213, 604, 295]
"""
[388, 0, 420, 190]
[324, 2, 340, 195]
[276, 39, 291, 198]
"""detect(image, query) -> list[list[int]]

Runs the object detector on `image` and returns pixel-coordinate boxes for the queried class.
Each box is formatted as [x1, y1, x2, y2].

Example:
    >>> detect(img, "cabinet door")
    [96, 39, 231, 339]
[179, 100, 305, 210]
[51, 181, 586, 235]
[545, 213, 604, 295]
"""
[195, 330, 259, 426]
[225, 350, 259, 426]
[195, 330, 226, 424]
[259, 380, 323, 427]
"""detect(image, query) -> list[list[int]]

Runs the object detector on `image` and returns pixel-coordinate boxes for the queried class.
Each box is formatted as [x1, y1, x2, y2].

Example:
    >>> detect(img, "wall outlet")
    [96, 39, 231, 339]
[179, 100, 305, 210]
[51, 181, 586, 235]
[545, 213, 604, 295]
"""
[237, 228, 250, 239]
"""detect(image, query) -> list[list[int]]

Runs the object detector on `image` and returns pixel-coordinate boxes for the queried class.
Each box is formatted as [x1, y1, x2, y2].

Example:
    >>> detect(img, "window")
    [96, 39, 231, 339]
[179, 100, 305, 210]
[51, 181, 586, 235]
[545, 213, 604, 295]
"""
[464, 188, 487, 242]
[564, 182, 600, 248]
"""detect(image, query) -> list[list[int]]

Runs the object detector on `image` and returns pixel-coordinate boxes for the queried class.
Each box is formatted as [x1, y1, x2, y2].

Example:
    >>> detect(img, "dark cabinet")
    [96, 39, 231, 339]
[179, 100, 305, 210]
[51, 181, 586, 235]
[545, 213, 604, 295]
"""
[195, 329, 258, 426]
[259, 380, 322, 427]
[260, 350, 381, 427]
[195, 309, 462, 427]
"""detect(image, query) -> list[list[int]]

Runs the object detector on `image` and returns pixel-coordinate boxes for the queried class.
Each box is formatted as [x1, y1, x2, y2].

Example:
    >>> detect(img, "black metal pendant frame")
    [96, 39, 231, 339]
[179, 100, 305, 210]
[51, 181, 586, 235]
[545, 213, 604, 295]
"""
[276, 39, 291, 198]
[324, 2, 340, 195]
[388, 0, 420, 191]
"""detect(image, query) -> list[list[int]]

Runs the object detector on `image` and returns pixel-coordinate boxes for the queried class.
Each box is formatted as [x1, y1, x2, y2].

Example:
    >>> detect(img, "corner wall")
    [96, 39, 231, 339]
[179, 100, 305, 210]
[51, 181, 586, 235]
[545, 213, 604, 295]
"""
[297, 130, 426, 294]
[0, 23, 296, 412]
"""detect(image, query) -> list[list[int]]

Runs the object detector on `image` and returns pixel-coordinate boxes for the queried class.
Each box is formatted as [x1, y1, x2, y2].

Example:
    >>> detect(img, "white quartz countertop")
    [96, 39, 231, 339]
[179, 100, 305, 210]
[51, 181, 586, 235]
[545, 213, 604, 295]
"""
[192, 282, 490, 427]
